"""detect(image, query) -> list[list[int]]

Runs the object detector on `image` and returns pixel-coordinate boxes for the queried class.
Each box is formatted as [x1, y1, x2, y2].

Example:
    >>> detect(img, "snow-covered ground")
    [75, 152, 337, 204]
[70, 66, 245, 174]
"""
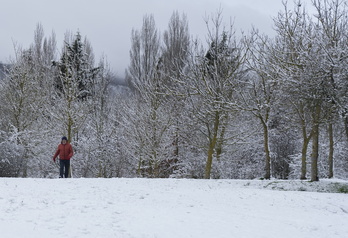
[1, 178, 347, 238]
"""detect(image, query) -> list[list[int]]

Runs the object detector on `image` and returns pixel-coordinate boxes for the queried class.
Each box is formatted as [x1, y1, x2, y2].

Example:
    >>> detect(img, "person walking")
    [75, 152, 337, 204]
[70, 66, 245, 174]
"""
[53, 136, 74, 178]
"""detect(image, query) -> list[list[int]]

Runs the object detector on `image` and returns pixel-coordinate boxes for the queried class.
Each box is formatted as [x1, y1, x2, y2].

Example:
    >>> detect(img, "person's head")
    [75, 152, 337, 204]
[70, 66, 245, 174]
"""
[61, 136, 68, 144]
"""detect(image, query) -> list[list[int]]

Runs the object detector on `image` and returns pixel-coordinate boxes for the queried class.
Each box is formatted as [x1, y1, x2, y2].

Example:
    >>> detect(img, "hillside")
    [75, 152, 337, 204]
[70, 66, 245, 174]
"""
[1, 178, 347, 238]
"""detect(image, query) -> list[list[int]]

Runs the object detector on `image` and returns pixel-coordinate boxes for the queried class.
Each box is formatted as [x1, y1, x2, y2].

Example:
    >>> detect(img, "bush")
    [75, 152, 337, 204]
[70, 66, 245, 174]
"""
[0, 141, 25, 177]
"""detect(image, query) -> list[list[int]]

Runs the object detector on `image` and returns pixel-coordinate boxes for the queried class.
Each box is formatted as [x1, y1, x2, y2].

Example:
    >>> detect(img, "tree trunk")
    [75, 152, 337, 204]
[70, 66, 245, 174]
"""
[204, 111, 220, 179]
[311, 103, 321, 182]
[299, 103, 312, 180]
[300, 137, 310, 180]
[311, 127, 319, 182]
[67, 96, 73, 143]
[216, 113, 228, 161]
[68, 164, 72, 178]
[67, 110, 73, 178]
[262, 120, 271, 179]
[205, 141, 215, 179]
[328, 123, 334, 178]
[345, 116, 348, 142]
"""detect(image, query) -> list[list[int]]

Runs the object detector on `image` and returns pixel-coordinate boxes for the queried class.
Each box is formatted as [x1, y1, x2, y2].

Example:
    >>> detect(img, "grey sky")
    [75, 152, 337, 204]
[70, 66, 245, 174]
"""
[1, 0, 303, 76]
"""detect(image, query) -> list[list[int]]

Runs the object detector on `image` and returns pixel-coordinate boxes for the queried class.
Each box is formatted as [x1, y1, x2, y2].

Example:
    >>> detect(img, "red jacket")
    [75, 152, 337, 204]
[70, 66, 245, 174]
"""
[53, 143, 73, 160]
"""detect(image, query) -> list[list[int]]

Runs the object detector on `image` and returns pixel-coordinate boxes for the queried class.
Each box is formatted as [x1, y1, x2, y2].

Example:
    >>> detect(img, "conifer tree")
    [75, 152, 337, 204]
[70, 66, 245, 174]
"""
[52, 32, 100, 142]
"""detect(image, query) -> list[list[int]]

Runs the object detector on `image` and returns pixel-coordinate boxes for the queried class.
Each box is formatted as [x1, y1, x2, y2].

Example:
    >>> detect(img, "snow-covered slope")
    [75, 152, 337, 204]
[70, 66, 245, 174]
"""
[1, 178, 347, 238]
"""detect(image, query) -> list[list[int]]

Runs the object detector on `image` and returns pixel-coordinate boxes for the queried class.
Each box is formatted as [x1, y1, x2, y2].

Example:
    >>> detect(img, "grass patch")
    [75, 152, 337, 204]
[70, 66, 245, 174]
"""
[334, 183, 348, 194]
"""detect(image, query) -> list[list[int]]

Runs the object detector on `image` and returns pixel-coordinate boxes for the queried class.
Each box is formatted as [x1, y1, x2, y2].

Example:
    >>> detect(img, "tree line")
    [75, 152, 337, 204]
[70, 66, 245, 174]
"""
[1, 0, 348, 180]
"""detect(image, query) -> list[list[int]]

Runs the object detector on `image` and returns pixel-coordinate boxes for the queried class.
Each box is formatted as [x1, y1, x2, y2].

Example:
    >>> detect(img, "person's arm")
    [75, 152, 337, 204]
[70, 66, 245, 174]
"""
[53, 147, 60, 162]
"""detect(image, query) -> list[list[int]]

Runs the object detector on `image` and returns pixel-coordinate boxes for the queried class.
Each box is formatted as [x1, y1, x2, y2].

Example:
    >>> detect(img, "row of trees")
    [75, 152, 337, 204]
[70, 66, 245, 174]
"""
[1, 0, 348, 180]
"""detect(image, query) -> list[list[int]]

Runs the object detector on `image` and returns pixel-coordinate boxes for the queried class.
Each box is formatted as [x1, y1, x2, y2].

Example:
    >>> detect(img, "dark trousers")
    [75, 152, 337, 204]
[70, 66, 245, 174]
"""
[59, 159, 70, 178]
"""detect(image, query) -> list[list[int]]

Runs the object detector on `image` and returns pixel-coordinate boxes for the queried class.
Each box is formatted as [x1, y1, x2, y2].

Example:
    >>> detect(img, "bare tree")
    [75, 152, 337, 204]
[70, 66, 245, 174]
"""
[269, 1, 348, 181]
[126, 15, 175, 177]
[0, 23, 57, 177]
[161, 11, 191, 175]
[312, 0, 348, 178]
[184, 9, 247, 179]
[242, 31, 281, 180]
[269, 2, 317, 180]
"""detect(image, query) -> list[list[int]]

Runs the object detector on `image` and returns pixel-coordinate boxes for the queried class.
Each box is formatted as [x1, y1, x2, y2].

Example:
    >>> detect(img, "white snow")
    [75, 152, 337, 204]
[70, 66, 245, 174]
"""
[0, 178, 347, 238]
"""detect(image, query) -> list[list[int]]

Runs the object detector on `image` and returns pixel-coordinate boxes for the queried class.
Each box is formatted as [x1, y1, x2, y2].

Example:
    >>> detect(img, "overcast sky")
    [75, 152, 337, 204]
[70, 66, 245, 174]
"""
[1, 0, 307, 76]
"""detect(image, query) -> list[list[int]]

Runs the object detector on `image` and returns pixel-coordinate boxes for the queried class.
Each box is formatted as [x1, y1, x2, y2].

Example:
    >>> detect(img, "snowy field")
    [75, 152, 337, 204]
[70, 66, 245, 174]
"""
[1, 178, 347, 238]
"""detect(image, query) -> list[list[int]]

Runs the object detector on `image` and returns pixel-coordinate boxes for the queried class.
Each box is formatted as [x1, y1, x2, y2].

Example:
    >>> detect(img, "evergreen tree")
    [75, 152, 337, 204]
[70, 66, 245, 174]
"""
[52, 32, 100, 142]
